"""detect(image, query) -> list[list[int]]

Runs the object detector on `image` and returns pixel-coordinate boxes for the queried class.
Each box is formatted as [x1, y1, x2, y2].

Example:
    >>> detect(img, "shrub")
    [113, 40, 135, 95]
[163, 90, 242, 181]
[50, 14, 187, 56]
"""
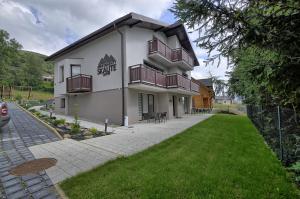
[70, 123, 80, 134]
[288, 162, 300, 186]
[52, 118, 66, 126]
[89, 127, 98, 135]
[70, 115, 80, 134]
[34, 112, 41, 117]
[15, 94, 22, 103]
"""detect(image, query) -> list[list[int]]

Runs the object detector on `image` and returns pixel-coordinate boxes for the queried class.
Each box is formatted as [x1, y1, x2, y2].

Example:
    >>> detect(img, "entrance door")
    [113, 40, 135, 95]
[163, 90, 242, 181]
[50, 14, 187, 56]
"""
[183, 97, 189, 114]
[203, 97, 209, 108]
[172, 95, 176, 117]
[148, 94, 154, 115]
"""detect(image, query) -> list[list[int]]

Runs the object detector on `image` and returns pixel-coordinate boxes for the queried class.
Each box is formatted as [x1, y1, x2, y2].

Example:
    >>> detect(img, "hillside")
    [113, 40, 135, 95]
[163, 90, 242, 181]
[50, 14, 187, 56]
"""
[20, 50, 54, 75]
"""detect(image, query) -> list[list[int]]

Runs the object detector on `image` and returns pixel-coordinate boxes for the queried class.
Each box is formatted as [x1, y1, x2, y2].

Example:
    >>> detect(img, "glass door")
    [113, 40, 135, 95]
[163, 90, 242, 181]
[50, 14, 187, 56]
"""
[71, 65, 81, 77]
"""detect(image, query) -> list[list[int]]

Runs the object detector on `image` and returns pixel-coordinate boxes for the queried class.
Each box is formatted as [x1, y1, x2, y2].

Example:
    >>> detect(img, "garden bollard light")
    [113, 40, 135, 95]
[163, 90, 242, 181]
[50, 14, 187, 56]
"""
[50, 109, 53, 119]
[105, 118, 108, 133]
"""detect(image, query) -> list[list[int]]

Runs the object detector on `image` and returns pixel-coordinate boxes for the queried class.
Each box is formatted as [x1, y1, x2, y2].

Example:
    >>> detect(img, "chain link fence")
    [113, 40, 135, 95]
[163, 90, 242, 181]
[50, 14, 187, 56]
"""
[247, 105, 300, 166]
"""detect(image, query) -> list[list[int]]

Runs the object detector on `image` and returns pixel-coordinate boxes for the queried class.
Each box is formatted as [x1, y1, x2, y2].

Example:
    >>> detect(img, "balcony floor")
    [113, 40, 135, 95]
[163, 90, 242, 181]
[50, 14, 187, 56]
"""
[128, 83, 197, 95]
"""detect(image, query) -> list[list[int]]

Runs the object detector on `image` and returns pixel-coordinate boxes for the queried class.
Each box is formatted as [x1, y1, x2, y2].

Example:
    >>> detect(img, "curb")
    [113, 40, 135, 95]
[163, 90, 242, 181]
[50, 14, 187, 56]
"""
[55, 185, 69, 199]
[16, 104, 63, 140]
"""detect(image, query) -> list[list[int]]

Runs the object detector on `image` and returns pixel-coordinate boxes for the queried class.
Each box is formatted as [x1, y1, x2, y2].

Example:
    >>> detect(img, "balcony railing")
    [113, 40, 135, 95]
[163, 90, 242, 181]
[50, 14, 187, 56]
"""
[129, 65, 199, 92]
[148, 38, 194, 67]
[66, 74, 92, 93]
[129, 64, 166, 87]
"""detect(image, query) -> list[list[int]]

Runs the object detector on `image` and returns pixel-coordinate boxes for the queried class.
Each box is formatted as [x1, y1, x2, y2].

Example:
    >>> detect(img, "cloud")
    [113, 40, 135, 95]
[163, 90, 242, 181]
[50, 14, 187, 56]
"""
[0, 0, 172, 55]
[0, 0, 229, 79]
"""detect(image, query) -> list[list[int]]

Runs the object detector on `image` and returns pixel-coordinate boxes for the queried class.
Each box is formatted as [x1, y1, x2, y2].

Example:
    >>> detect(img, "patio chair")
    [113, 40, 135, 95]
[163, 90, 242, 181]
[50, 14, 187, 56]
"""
[161, 112, 167, 122]
[154, 112, 161, 123]
[142, 113, 153, 123]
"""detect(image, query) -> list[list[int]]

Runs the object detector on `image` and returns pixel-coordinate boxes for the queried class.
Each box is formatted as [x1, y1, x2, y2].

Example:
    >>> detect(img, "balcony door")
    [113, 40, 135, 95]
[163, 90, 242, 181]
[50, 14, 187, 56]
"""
[139, 93, 155, 119]
[70, 64, 81, 77]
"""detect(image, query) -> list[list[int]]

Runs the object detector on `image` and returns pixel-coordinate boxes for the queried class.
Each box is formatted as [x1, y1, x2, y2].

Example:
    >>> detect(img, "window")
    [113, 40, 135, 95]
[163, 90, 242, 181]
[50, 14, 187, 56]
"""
[182, 72, 188, 78]
[61, 98, 65, 108]
[59, 65, 64, 82]
[71, 64, 81, 77]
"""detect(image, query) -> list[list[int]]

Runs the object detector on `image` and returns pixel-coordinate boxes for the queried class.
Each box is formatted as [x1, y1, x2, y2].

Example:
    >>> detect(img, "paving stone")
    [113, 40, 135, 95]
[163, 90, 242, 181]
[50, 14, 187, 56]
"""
[6, 189, 29, 199]
[25, 178, 42, 187]
[27, 183, 45, 193]
[0, 103, 60, 198]
[2, 178, 20, 189]
[4, 184, 23, 195]
[31, 189, 52, 199]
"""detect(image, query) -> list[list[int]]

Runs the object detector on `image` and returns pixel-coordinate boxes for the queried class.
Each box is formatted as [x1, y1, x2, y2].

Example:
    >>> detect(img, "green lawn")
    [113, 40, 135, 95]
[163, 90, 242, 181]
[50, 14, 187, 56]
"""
[60, 115, 299, 199]
[13, 90, 53, 100]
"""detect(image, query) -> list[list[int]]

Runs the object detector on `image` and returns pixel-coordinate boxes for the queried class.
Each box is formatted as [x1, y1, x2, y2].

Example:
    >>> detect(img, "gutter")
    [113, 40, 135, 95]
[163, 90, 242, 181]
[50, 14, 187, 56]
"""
[114, 24, 127, 126]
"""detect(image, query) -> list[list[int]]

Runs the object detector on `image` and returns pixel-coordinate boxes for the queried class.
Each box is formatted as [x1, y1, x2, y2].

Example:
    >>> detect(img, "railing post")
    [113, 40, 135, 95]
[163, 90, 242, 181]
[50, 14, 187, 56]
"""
[139, 64, 142, 83]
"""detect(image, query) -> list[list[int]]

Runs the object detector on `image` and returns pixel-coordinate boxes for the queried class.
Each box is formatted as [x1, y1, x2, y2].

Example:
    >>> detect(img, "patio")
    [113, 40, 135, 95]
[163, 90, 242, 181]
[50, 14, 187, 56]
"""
[28, 114, 212, 184]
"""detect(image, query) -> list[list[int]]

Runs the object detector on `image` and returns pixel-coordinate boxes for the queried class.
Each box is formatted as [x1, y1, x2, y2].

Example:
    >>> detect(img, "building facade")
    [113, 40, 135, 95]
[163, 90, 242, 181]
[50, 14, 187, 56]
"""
[47, 13, 200, 125]
[192, 78, 214, 109]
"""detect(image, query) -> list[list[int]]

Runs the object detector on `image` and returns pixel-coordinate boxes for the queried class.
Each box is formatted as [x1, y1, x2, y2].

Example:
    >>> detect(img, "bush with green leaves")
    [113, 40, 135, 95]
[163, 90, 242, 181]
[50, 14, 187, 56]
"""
[52, 118, 66, 126]
[89, 127, 98, 135]
[15, 94, 22, 103]
[288, 162, 300, 186]
[70, 115, 80, 134]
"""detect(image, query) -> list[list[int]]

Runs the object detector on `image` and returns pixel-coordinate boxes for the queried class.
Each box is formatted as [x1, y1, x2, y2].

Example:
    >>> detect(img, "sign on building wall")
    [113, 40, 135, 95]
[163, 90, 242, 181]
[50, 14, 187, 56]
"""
[97, 54, 117, 76]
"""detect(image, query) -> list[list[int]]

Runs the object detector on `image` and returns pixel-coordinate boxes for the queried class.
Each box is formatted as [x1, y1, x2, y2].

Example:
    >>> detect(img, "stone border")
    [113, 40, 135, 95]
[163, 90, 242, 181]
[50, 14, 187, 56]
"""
[55, 185, 69, 199]
[16, 104, 63, 140]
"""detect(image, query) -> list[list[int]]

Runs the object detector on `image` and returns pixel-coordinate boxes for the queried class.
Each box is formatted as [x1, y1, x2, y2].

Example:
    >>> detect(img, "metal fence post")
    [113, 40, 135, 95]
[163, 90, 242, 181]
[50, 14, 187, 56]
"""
[277, 106, 283, 161]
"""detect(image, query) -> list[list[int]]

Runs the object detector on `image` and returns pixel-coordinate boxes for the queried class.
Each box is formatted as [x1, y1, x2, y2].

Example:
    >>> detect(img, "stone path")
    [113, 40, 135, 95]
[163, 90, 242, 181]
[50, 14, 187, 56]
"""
[29, 114, 213, 184]
[0, 103, 60, 199]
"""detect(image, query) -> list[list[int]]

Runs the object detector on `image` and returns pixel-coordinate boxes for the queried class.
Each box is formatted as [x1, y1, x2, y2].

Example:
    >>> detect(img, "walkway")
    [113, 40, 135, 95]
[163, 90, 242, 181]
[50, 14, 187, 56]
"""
[0, 103, 60, 199]
[29, 114, 213, 184]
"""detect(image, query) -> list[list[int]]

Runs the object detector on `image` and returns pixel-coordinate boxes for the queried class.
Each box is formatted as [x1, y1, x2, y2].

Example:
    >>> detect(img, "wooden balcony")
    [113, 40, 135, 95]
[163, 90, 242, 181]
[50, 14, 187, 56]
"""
[129, 65, 199, 93]
[129, 64, 166, 87]
[66, 74, 92, 93]
[148, 38, 194, 69]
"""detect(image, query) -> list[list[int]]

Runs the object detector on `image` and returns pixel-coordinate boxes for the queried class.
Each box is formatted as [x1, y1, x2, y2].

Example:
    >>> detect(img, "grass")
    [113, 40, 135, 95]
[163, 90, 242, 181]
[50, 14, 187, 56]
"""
[60, 115, 299, 199]
[13, 89, 53, 100]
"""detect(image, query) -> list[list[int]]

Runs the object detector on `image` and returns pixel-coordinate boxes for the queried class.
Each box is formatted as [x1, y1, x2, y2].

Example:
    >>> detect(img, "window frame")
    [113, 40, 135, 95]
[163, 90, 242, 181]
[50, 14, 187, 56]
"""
[59, 65, 64, 83]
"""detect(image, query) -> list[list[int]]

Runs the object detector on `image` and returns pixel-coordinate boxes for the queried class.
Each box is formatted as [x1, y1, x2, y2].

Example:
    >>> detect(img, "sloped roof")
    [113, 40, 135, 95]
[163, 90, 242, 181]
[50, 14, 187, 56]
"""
[46, 12, 199, 66]
[198, 78, 213, 87]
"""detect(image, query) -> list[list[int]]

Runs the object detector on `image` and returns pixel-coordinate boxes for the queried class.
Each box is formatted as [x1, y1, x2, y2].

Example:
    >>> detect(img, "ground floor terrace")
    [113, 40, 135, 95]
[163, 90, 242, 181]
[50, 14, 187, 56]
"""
[54, 87, 196, 125]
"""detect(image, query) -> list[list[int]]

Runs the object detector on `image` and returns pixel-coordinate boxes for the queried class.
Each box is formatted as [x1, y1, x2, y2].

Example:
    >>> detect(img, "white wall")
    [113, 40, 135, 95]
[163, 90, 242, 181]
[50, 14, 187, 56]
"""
[54, 30, 123, 97]
[54, 26, 192, 97]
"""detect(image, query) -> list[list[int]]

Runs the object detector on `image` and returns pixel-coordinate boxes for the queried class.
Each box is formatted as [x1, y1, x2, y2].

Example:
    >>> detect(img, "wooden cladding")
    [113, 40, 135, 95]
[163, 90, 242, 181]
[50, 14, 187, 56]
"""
[148, 38, 194, 67]
[129, 64, 199, 92]
[66, 74, 92, 93]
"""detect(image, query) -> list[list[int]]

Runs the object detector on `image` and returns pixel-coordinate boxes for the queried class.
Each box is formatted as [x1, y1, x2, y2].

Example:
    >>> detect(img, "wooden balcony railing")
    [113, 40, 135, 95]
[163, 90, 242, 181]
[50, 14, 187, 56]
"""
[148, 39, 172, 61]
[166, 74, 191, 91]
[129, 65, 199, 92]
[148, 38, 194, 67]
[66, 74, 92, 93]
[129, 64, 166, 87]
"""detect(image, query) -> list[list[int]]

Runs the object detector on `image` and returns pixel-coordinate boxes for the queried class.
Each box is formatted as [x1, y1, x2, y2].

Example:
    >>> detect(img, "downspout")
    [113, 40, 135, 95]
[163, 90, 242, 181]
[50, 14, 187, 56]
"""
[114, 24, 127, 126]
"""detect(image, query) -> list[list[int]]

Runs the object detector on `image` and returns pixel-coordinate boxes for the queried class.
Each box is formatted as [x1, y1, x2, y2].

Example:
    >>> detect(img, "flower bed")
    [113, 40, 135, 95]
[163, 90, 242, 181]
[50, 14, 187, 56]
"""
[28, 109, 112, 141]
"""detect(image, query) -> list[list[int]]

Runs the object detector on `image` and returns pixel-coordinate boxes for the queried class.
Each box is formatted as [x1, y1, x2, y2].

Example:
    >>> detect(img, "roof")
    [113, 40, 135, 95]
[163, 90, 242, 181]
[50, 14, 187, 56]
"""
[46, 12, 199, 66]
[215, 96, 232, 100]
[198, 78, 213, 87]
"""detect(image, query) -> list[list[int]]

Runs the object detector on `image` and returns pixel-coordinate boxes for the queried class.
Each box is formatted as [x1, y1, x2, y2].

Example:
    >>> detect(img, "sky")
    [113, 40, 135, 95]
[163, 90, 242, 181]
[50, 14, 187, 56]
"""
[0, 0, 230, 80]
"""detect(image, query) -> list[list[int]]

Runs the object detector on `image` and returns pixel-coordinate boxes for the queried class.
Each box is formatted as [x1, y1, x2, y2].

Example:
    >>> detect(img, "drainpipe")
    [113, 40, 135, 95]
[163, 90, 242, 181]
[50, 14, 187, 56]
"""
[114, 24, 127, 126]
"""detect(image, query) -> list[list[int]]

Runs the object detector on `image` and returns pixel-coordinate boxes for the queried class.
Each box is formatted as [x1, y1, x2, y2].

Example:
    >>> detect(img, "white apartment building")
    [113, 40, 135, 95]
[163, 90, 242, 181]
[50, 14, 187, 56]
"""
[47, 13, 200, 125]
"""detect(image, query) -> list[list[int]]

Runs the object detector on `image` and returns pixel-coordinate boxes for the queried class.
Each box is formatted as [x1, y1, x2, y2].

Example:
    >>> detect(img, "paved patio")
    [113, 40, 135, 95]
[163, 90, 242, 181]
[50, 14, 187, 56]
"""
[29, 114, 212, 184]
